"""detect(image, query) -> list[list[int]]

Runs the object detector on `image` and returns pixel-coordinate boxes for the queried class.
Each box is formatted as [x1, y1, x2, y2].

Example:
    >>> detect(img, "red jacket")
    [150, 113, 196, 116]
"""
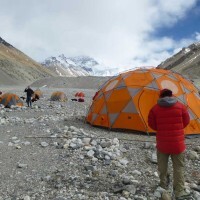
[148, 97, 190, 154]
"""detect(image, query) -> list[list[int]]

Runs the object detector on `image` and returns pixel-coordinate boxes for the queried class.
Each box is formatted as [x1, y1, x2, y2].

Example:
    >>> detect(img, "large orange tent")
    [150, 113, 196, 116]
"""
[0, 93, 23, 108]
[86, 68, 200, 135]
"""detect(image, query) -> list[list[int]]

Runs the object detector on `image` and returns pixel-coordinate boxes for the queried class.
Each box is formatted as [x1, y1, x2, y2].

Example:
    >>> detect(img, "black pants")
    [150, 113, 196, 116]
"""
[26, 96, 32, 107]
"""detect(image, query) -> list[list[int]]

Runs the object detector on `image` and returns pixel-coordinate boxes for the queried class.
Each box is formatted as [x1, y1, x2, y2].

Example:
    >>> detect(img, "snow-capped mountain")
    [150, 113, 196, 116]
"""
[41, 54, 90, 77]
[68, 56, 120, 76]
[42, 55, 119, 77]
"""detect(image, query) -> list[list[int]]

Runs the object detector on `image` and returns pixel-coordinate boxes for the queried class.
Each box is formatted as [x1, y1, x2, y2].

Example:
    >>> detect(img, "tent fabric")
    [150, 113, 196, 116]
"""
[86, 68, 200, 135]
[33, 89, 43, 98]
[50, 91, 67, 102]
[0, 93, 23, 108]
[32, 89, 43, 102]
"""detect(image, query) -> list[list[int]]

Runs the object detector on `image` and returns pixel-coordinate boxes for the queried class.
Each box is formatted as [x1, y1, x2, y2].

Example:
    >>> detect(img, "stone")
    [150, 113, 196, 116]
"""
[82, 138, 91, 145]
[161, 191, 171, 200]
[151, 151, 157, 163]
[23, 141, 31, 146]
[17, 163, 28, 168]
[131, 170, 142, 176]
[188, 150, 199, 160]
[41, 142, 49, 147]
[109, 170, 118, 177]
[119, 158, 129, 165]
[87, 150, 95, 158]
[100, 141, 112, 148]
[194, 146, 200, 152]
[124, 185, 137, 194]
[85, 165, 95, 171]
[104, 159, 111, 165]
[23, 195, 31, 200]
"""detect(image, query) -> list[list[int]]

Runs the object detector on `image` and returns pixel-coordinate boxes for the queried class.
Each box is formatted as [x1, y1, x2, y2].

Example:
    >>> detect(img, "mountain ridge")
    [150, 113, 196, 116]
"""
[1, 36, 200, 86]
[157, 42, 200, 79]
[0, 37, 55, 86]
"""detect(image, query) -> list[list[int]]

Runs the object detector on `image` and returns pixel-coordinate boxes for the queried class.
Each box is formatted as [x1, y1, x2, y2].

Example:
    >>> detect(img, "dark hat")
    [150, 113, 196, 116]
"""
[159, 89, 173, 98]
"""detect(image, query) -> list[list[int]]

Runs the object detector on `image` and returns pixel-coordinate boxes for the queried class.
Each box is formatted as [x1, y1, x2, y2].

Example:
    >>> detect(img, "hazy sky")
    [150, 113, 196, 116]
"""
[1, 0, 200, 70]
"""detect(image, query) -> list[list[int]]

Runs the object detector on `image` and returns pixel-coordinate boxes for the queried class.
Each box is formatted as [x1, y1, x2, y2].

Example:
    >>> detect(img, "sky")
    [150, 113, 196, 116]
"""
[0, 0, 200, 71]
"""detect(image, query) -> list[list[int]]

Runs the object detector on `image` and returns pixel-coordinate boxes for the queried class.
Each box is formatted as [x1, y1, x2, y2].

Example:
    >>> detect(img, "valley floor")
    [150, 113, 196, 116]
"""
[0, 87, 199, 200]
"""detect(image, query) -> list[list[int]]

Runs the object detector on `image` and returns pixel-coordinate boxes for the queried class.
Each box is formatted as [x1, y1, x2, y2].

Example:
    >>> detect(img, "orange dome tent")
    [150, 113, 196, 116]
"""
[0, 93, 23, 108]
[51, 91, 67, 102]
[86, 68, 200, 135]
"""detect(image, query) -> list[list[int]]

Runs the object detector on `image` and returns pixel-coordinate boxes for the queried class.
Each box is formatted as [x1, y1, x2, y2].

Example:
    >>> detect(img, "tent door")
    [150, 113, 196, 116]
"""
[138, 89, 159, 133]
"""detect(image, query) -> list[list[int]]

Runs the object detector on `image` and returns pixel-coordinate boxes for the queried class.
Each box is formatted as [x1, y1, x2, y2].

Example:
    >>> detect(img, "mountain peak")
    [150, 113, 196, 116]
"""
[42, 54, 119, 77]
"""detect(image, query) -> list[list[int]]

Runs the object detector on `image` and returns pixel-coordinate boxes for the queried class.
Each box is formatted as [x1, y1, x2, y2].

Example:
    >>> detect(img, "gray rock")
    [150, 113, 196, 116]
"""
[151, 151, 157, 163]
[188, 150, 199, 160]
[87, 150, 95, 158]
[100, 141, 112, 148]
[194, 146, 200, 152]
[109, 170, 118, 177]
[85, 165, 95, 171]
[119, 158, 129, 165]
[23, 141, 31, 146]
[17, 163, 28, 168]
[124, 184, 137, 194]
[161, 191, 171, 200]
[23, 195, 31, 200]
[40, 142, 49, 147]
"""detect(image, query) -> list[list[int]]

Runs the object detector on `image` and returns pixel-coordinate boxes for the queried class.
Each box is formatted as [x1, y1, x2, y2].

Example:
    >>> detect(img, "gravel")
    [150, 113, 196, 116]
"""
[0, 86, 199, 200]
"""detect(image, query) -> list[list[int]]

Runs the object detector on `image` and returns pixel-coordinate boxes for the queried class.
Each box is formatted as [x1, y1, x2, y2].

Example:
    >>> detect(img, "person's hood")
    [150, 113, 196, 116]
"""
[157, 96, 178, 107]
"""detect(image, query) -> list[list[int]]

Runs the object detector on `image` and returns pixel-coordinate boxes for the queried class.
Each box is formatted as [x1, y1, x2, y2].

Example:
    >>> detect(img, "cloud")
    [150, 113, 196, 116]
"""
[0, 0, 199, 69]
[195, 32, 200, 40]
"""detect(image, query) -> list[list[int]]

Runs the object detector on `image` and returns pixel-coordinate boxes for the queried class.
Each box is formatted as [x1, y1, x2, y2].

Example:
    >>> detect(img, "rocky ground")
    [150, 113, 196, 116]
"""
[0, 87, 200, 200]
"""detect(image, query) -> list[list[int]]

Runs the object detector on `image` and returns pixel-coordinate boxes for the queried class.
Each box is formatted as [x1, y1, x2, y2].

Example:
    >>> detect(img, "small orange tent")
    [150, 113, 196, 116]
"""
[32, 89, 43, 102]
[0, 93, 23, 108]
[75, 92, 85, 98]
[86, 68, 200, 135]
[51, 91, 67, 102]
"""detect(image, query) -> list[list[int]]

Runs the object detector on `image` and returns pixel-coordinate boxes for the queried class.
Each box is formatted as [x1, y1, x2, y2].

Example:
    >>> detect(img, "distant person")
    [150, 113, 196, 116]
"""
[24, 86, 34, 107]
[148, 89, 191, 200]
[0, 91, 2, 95]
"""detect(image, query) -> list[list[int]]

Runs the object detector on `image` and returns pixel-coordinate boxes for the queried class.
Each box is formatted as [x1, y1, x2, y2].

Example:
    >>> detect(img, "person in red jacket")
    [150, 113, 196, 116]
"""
[148, 89, 191, 200]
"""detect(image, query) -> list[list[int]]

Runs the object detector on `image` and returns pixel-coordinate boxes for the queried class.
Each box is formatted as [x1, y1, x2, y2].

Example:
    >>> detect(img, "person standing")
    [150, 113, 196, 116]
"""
[24, 86, 34, 107]
[148, 89, 192, 199]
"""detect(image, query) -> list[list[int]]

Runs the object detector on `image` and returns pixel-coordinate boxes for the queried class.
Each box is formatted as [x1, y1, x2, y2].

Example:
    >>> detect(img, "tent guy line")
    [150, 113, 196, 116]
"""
[24, 135, 196, 145]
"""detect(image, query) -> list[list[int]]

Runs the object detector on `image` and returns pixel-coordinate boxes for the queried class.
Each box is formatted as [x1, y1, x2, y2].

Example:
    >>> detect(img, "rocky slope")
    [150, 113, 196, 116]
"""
[31, 76, 111, 89]
[157, 42, 200, 79]
[0, 37, 55, 86]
